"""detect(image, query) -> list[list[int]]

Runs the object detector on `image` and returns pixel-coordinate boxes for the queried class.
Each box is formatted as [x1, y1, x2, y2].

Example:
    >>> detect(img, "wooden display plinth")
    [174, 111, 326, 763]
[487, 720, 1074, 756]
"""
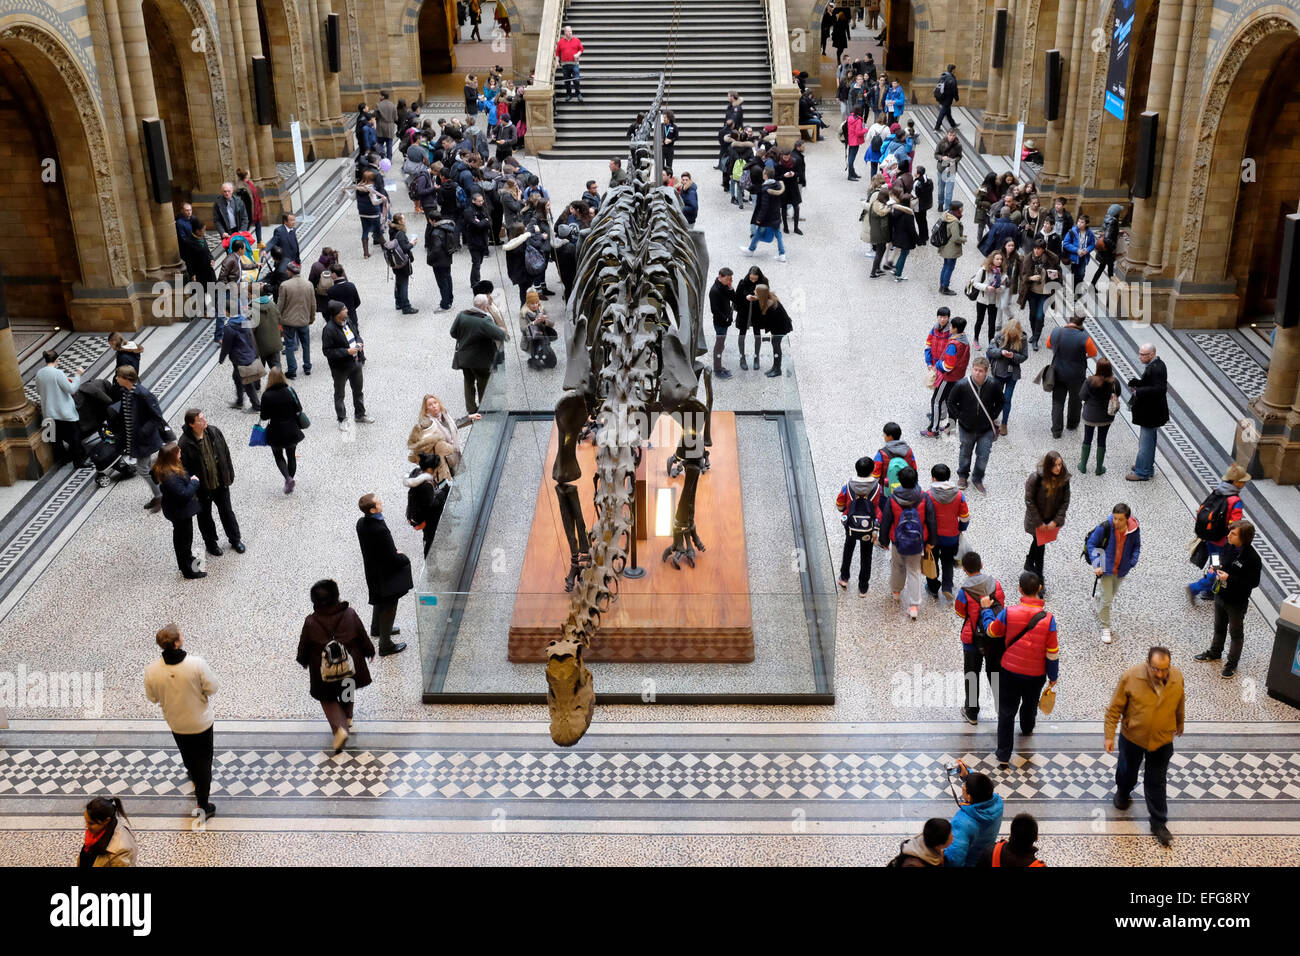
[508, 412, 754, 663]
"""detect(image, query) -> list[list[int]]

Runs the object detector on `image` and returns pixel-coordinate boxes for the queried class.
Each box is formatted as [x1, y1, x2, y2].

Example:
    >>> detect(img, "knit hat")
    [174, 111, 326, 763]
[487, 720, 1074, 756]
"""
[889, 123, 901, 133]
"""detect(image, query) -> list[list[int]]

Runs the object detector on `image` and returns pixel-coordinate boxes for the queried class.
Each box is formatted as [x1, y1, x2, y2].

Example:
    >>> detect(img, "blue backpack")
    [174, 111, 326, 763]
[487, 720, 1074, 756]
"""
[844, 494, 877, 541]
[892, 498, 925, 556]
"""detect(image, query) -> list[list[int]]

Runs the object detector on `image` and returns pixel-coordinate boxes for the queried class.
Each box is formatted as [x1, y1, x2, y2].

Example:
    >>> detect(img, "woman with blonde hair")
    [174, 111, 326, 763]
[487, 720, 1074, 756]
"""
[746, 285, 793, 377]
[987, 316, 1028, 435]
[152, 443, 205, 579]
[405, 394, 481, 550]
[518, 289, 557, 369]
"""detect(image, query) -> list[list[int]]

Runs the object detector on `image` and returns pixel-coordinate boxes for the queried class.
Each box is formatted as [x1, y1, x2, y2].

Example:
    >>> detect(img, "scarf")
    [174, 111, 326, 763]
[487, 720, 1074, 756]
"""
[79, 816, 117, 867]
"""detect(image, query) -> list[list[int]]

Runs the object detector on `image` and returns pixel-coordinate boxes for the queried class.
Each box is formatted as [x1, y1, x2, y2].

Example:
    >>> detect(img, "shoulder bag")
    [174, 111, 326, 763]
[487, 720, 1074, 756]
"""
[291, 387, 311, 429]
[967, 376, 1000, 442]
[1034, 362, 1056, 393]
[237, 358, 266, 384]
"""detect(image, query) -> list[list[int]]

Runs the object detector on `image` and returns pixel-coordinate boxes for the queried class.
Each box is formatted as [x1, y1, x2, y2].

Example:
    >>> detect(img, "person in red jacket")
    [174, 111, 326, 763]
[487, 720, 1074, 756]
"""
[877, 465, 937, 621]
[871, 421, 917, 500]
[925, 463, 969, 599]
[1187, 464, 1248, 602]
[925, 316, 970, 436]
[555, 26, 584, 102]
[987, 571, 1058, 766]
[953, 550, 1005, 724]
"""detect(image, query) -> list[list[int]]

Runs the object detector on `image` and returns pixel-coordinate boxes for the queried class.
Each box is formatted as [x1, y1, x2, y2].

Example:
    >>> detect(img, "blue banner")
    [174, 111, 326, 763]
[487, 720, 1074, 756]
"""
[1105, 0, 1136, 120]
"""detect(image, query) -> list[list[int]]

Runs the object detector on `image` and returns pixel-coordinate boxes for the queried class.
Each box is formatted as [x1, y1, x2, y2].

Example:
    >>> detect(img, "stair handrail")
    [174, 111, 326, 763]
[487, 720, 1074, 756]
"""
[524, 0, 570, 152]
[762, 0, 801, 147]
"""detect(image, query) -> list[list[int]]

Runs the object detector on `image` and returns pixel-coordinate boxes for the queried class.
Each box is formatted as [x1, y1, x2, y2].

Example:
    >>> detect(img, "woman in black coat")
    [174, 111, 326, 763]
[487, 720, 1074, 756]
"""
[296, 578, 375, 752]
[912, 165, 934, 239]
[259, 367, 306, 494]
[748, 284, 792, 376]
[151, 443, 204, 579]
[732, 265, 769, 370]
[888, 193, 919, 280]
[780, 144, 806, 235]
[387, 213, 417, 314]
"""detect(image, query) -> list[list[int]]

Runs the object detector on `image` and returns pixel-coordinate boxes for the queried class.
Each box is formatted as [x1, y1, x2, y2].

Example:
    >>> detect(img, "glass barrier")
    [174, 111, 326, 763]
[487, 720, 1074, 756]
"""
[417, 324, 835, 703]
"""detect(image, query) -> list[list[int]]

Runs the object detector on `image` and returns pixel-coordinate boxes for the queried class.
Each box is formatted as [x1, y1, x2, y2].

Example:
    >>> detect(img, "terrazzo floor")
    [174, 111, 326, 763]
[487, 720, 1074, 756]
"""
[1, 104, 1297, 864]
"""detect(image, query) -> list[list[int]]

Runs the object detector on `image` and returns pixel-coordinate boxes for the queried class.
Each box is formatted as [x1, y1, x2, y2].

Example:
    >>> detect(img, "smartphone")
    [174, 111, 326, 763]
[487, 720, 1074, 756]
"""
[946, 765, 961, 777]
[1210, 553, 1221, 569]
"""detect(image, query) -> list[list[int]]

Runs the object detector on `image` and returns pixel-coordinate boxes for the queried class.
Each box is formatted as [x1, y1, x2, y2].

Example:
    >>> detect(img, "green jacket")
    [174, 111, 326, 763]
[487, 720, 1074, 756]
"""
[938, 211, 966, 260]
[250, 296, 283, 359]
[450, 307, 507, 370]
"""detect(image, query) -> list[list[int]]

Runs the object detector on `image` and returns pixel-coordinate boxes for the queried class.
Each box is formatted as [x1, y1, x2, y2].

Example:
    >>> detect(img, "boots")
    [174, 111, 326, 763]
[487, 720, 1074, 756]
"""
[1079, 443, 1092, 474]
[362, 237, 371, 259]
[737, 333, 748, 370]
[753, 344, 761, 370]
[712, 335, 732, 378]
[765, 357, 782, 378]
[1095, 447, 1107, 476]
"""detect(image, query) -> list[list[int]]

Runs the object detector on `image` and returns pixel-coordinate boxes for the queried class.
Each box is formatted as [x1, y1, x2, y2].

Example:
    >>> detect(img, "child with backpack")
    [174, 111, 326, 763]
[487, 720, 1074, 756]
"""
[1085, 503, 1140, 645]
[877, 465, 937, 621]
[924, 315, 970, 437]
[872, 422, 918, 501]
[1187, 464, 1248, 602]
[953, 550, 1005, 724]
[925, 463, 969, 601]
[835, 456, 880, 596]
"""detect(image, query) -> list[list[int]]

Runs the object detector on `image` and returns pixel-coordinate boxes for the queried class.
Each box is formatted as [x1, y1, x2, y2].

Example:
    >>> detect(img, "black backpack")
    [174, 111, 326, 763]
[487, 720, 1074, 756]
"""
[844, 494, 877, 541]
[929, 218, 949, 248]
[970, 595, 1003, 653]
[407, 169, 432, 203]
[1194, 490, 1233, 541]
[1082, 520, 1111, 564]
[870, 131, 883, 154]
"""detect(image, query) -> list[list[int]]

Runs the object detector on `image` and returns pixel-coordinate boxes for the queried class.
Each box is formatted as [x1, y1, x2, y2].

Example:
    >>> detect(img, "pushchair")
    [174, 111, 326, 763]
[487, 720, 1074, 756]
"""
[75, 377, 136, 488]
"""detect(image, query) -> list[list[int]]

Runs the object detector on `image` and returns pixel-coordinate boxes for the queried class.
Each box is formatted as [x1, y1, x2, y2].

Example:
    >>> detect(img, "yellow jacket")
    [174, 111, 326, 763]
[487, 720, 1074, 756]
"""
[1104, 664, 1185, 751]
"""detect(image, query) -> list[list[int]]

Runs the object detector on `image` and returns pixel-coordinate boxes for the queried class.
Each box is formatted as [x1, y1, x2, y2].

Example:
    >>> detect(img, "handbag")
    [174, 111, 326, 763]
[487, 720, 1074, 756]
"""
[291, 388, 311, 429]
[924, 366, 938, 390]
[964, 273, 980, 301]
[1107, 387, 1121, 417]
[237, 358, 266, 384]
[1038, 684, 1057, 715]
[1189, 538, 1209, 568]
[250, 423, 269, 447]
[1035, 362, 1056, 393]
[921, 545, 937, 579]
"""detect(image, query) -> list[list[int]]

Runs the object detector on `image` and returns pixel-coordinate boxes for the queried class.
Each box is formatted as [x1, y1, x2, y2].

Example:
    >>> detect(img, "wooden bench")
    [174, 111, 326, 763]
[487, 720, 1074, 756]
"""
[798, 124, 821, 142]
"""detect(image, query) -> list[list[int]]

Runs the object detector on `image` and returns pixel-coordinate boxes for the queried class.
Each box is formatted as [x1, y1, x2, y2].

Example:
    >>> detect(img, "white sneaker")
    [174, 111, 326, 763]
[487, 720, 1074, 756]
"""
[775, 253, 787, 262]
[739, 245, 754, 256]
[337, 420, 349, 432]
[1101, 628, 1113, 644]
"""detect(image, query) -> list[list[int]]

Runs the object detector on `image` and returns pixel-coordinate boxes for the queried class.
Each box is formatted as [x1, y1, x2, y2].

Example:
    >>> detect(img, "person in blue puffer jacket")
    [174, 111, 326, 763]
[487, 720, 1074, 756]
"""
[1061, 213, 1096, 288]
[1086, 503, 1140, 645]
[945, 760, 1005, 866]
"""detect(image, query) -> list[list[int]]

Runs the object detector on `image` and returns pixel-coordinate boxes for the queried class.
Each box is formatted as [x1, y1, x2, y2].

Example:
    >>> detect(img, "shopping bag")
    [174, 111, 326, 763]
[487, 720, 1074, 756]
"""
[250, 423, 269, 447]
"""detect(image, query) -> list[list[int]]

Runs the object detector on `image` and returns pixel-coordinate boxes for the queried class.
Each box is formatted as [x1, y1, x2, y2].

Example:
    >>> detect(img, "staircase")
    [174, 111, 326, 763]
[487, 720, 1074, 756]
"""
[545, 0, 774, 158]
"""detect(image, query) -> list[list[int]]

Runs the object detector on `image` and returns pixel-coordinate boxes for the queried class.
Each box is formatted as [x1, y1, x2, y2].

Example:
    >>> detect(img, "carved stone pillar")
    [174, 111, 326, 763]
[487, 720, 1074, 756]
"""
[0, 321, 50, 485]
[1058, 0, 1089, 182]
[1147, 0, 1198, 273]
[1040, 0, 1078, 185]
[1249, 324, 1300, 484]
[524, 85, 556, 153]
[1123, 0, 1181, 271]
[979, 0, 1008, 149]
[234, 0, 280, 216]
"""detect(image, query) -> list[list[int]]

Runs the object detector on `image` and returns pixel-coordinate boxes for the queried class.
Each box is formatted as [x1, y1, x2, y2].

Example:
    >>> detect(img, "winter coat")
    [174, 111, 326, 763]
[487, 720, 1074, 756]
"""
[709, 279, 734, 328]
[356, 513, 414, 607]
[144, 648, 218, 735]
[157, 470, 200, 523]
[1024, 466, 1070, 534]
[972, 265, 1007, 304]
[866, 191, 891, 245]
[321, 316, 364, 371]
[109, 382, 168, 458]
[1105, 664, 1186, 752]
[751, 179, 784, 229]
[449, 307, 507, 370]
[946, 375, 1004, 435]
[386, 226, 415, 276]
[259, 383, 306, 447]
[679, 182, 699, 224]
[913, 172, 934, 211]
[894, 833, 944, 867]
[1087, 514, 1141, 578]
[938, 211, 965, 259]
[755, 301, 792, 336]
[218, 322, 258, 369]
[945, 794, 1005, 867]
[884, 85, 907, 116]
[980, 216, 1018, 256]
[328, 280, 362, 324]
[1046, 324, 1098, 388]
[1096, 203, 1123, 263]
[425, 219, 458, 268]
[987, 330, 1028, 381]
[846, 112, 867, 147]
[85, 815, 138, 867]
[953, 572, 1006, 645]
[296, 602, 374, 702]
[1062, 224, 1096, 266]
[924, 321, 951, 368]
[1080, 375, 1121, 426]
[1017, 248, 1062, 305]
[936, 332, 971, 383]
[733, 273, 767, 332]
[889, 204, 917, 250]
[1129, 357, 1169, 428]
[460, 203, 492, 252]
[925, 481, 969, 543]
[1216, 541, 1262, 607]
[276, 275, 316, 328]
[178, 424, 235, 492]
[35, 365, 80, 422]
[249, 297, 283, 359]
[878, 484, 938, 551]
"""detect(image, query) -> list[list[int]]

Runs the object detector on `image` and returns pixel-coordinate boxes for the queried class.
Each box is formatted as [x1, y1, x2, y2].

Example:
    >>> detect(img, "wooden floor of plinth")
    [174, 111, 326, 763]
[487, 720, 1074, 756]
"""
[507, 412, 754, 663]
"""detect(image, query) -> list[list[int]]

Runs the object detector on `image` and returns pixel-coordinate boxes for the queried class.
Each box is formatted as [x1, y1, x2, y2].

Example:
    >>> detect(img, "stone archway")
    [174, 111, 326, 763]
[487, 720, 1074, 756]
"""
[0, 18, 129, 293]
[1176, 12, 1300, 286]
[257, 0, 312, 160]
[418, 0, 456, 75]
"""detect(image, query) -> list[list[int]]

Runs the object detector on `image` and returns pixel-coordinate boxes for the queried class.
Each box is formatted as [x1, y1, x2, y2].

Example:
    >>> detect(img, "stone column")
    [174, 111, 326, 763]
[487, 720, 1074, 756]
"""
[1250, 324, 1300, 484]
[235, 0, 280, 215]
[102, 0, 160, 274]
[999, 0, 1017, 119]
[120, 0, 181, 274]
[312, 0, 345, 154]
[0, 321, 50, 485]
[1123, 0, 1181, 270]
[1058, 0, 1089, 181]
[980, 0, 1007, 147]
[1041, 0, 1078, 184]
[1148, 0, 1198, 273]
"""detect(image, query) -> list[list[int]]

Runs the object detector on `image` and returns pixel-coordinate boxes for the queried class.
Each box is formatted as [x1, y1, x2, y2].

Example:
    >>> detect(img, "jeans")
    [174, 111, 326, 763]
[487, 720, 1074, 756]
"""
[957, 426, 994, 482]
[890, 550, 925, 607]
[379, 136, 393, 160]
[361, 216, 383, 245]
[937, 169, 956, 211]
[231, 365, 261, 408]
[1026, 292, 1047, 344]
[925, 541, 959, 595]
[1189, 542, 1223, 596]
[197, 485, 241, 548]
[995, 375, 1016, 425]
[996, 669, 1046, 761]
[332, 364, 366, 421]
[1051, 379, 1082, 434]
[1098, 573, 1121, 627]
[462, 367, 491, 414]
[935, 101, 957, 131]
[394, 269, 411, 309]
[893, 248, 910, 276]
[939, 257, 957, 290]
[282, 326, 311, 374]
[1115, 735, 1172, 828]
[1133, 426, 1158, 479]
[962, 641, 1003, 718]
[561, 61, 581, 98]
[172, 725, 214, 807]
[839, 529, 873, 593]
[748, 226, 785, 254]
[1210, 595, 1247, 668]
[432, 265, 454, 308]
[730, 178, 746, 205]
[846, 144, 861, 177]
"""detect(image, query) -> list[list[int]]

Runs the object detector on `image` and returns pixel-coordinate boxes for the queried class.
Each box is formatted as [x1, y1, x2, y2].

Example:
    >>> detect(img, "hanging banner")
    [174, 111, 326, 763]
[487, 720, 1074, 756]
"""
[290, 119, 306, 177]
[1104, 0, 1136, 120]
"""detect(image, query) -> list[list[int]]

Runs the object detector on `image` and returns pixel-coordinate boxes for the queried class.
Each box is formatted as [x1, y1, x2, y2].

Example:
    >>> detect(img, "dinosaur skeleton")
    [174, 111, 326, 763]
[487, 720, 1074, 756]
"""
[545, 117, 711, 747]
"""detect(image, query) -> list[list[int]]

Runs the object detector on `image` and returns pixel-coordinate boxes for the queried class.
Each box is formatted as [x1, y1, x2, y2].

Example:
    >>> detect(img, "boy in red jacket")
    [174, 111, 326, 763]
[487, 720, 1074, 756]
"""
[925, 463, 969, 600]
[953, 550, 1005, 724]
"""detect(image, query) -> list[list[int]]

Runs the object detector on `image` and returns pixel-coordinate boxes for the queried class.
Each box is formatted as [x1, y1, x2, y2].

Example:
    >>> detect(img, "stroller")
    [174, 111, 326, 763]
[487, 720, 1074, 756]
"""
[75, 377, 136, 488]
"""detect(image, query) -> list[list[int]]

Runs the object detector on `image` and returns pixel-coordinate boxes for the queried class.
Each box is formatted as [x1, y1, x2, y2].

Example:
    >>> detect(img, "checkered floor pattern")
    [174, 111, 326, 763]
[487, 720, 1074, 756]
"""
[3, 744, 1299, 804]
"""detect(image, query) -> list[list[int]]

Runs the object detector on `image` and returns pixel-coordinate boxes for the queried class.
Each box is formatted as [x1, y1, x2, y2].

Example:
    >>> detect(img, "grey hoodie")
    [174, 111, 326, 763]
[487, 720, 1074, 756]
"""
[1214, 480, 1241, 498]
[880, 438, 912, 463]
[928, 480, 960, 506]
[847, 476, 879, 499]
[898, 833, 944, 866]
[958, 571, 997, 600]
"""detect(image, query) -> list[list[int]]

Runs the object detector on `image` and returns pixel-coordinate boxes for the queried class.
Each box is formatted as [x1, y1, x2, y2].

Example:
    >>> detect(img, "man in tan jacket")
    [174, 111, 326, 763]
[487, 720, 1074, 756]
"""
[1104, 646, 1184, 847]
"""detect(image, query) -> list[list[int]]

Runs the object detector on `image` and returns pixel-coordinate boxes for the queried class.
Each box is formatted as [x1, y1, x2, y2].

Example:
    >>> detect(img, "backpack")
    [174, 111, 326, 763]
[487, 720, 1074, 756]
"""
[838, 121, 849, 144]
[524, 242, 547, 275]
[891, 498, 925, 556]
[870, 131, 883, 154]
[933, 80, 945, 102]
[320, 636, 355, 683]
[844, 494, 877, 541]
[970, 595, 1004, 653]
[1194, 490, 1233, 541]
[1082, 520, 1112, 564]
[929, 218, 949, 248]
[884, 454, 909, 499]
[731, 158, 745, 181]
[382, 237, 410, 271]
[456, 184, 469, 206]
[407, 169, 432, 203]
[740, 167, 752, 191]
